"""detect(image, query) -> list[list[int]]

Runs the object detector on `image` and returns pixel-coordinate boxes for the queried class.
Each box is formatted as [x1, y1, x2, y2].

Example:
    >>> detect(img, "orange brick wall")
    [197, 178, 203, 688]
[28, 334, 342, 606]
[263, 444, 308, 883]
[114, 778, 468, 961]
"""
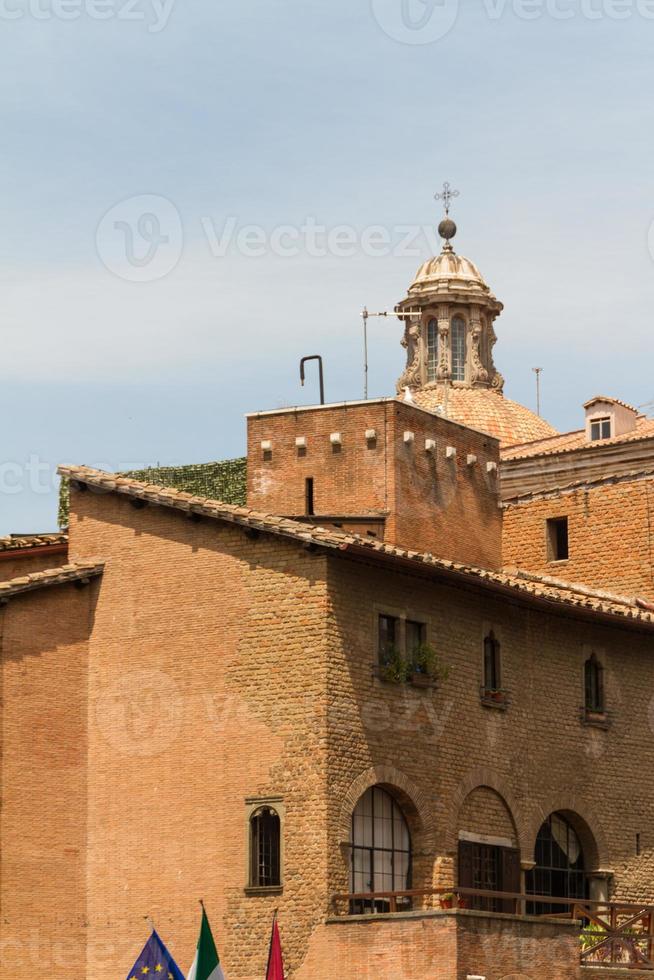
[3, 482, 654, 980]
[248, 400, 502, 569]
[324, 553, 654, 906]
[502, 478, 654, 601]
[296, 911, 581, 980]
[67, 486, 332, 980]
[0, 584, 93, 979]
[0, 546, 69, 581]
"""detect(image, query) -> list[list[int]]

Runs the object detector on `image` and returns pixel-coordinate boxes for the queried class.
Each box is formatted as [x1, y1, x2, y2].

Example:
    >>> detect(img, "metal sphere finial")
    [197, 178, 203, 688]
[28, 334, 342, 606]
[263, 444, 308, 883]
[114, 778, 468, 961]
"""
[438, 217, 457, 242]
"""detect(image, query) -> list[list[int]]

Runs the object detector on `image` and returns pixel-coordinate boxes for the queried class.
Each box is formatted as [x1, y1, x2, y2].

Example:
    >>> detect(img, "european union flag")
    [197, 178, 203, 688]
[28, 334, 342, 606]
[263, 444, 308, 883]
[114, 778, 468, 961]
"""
[126, 930, 186, 980]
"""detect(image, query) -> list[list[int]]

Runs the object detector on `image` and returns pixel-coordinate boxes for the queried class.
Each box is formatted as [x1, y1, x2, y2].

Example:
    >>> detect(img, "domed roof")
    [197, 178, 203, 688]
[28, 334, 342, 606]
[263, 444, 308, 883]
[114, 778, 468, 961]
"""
[409, 247, 491, 299]
[411, 385, 558, 448]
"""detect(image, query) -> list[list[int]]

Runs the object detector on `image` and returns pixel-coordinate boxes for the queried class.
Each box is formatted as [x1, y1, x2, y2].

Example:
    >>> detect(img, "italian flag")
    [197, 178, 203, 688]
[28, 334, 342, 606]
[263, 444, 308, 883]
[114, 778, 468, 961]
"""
[188, 905, 225, 980]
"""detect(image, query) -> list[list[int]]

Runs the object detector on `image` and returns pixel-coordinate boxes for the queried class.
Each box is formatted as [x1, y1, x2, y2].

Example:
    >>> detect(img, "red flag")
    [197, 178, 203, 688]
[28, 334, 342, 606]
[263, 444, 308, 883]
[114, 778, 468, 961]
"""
[265, 915, 285, 980]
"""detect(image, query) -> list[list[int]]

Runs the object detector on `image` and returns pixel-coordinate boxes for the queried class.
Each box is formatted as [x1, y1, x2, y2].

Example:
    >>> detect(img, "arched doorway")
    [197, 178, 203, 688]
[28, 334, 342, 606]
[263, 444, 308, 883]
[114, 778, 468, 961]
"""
[526, 812, 589, 914]
[350, 786, 412, 913]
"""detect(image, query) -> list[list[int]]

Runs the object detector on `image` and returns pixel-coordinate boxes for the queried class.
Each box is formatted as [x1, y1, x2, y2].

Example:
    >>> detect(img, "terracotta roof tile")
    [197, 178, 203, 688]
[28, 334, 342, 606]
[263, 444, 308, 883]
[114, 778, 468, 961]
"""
[583, 395, 640, 413]
[0, 532, 68, 552]
[59, 465, 654, 631]
[412, 386, 557, 447]
[0, 560, 104, 599]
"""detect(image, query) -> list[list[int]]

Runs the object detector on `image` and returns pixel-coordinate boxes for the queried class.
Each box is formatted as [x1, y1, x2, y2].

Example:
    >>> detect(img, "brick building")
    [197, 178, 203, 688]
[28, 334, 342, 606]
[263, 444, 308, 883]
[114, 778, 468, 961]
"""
[1, 210, 654, 980]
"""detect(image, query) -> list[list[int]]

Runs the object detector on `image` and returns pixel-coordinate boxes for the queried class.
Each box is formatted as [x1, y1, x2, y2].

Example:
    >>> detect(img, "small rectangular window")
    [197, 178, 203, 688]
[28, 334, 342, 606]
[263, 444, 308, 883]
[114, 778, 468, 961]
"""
[378, 614, 398, 666]
[547, 517, 569, 561]
[406, 620, 426, 656]
[590, 417, 612, 441]
[305, 477, 314, 516]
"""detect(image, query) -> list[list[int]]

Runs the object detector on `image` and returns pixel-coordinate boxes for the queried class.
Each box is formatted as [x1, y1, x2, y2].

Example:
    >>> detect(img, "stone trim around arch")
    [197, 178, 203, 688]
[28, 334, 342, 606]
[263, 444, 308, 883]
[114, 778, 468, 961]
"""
[525, 794, 611, 871]
[444, 767, 529, 855]
[338, 766, 432, 845]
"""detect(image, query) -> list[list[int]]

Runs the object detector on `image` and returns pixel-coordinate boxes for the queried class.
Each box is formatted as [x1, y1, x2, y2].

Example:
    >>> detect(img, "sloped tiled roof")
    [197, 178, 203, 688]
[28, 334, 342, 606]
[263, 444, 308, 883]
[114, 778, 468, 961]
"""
[502, 416, 654, 461]
[412, 385, 557, 447]
[583, 395, 640, 413]
[0, 532, 68, 552]
[58, 465, 654, 631]
[58, 457, 246, 528]
[0, 560, 104, 600]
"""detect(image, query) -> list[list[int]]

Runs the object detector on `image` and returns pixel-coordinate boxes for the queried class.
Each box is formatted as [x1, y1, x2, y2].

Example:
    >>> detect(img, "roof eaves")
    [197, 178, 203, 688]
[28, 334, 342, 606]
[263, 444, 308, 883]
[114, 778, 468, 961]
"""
[58, 465, 654, 632]
[0, 560, 104, 601]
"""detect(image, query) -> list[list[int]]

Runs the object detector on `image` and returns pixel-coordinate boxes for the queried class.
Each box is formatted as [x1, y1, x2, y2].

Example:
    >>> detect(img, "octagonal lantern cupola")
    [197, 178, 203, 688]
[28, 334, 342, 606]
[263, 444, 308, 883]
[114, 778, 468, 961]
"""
[395, 190, 504, 397]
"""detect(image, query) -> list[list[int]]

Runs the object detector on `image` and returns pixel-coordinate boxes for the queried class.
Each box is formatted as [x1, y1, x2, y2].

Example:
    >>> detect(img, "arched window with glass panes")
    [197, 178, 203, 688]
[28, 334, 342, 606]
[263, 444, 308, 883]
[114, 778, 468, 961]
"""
[350, 786, 411, 913]
[426, 319, 439, 382]
[526, 813, 588, 914]
[450, 316, 467, 381]
[249, 806, 281, 888]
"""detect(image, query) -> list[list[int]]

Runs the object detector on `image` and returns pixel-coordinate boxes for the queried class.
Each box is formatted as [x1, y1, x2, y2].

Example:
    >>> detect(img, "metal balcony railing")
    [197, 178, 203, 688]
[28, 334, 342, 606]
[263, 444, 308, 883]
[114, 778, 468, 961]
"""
[332, 886, 654, 969]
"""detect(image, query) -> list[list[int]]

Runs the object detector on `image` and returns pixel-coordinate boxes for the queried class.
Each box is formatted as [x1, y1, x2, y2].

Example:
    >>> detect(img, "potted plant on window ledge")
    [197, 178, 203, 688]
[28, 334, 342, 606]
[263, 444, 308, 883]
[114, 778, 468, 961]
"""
[378, 646, 408, 684]
[410, 643, 451, 688]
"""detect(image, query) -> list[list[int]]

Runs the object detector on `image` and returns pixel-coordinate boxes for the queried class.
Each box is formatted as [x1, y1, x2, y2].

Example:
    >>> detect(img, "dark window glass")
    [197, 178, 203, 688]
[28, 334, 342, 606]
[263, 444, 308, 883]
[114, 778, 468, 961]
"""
[406, 620, 426, 657]
[250, 807, 281, 887]
[547, 517, 569, 561]
[526, 813, 588, 914]
[350, 786, 411, 914]
[305, 477, 314, 516]
[590, 417, 612, 441]
[378, 614, 398, 666]
[584, 655, 604, 712]
[483, 632, 501, 691]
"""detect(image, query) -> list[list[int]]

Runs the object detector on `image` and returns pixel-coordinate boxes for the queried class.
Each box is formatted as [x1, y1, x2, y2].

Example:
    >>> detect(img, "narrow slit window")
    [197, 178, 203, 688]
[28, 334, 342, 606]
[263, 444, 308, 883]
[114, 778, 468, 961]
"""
[584, 654, 604, 713]
[378, 614, 398, 667]
[547, 517, 569, 561]
[305, 477, 314, 516]
[483, 632, 501, 692]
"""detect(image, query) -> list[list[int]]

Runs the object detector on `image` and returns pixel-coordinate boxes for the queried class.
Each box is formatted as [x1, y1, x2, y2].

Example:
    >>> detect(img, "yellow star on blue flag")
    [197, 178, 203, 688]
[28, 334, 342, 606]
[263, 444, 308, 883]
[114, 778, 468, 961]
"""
[126, 930, 185, 980]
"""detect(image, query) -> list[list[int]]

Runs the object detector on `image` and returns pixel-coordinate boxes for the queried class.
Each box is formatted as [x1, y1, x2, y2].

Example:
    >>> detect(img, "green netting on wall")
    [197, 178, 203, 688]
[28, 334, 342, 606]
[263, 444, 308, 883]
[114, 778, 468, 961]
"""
[58, 457, 247, 529]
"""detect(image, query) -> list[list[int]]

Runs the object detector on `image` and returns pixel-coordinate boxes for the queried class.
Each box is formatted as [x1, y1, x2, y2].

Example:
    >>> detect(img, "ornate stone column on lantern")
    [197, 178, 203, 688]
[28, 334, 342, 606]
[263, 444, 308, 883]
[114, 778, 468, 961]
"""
[396, 185, 556, 447]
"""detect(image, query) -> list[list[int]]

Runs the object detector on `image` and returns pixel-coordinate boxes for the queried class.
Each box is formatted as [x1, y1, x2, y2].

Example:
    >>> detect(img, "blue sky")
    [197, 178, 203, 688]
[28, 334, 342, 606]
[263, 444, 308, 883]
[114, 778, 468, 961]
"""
[1, 0, 654, 532]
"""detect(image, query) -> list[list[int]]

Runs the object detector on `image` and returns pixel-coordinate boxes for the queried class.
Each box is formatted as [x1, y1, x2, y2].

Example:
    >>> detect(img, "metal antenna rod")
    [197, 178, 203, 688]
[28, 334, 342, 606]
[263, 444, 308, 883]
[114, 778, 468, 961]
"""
[532, 367, 543, 417]
[360, 307, 420, 400]
[300, 355, 325, 405]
